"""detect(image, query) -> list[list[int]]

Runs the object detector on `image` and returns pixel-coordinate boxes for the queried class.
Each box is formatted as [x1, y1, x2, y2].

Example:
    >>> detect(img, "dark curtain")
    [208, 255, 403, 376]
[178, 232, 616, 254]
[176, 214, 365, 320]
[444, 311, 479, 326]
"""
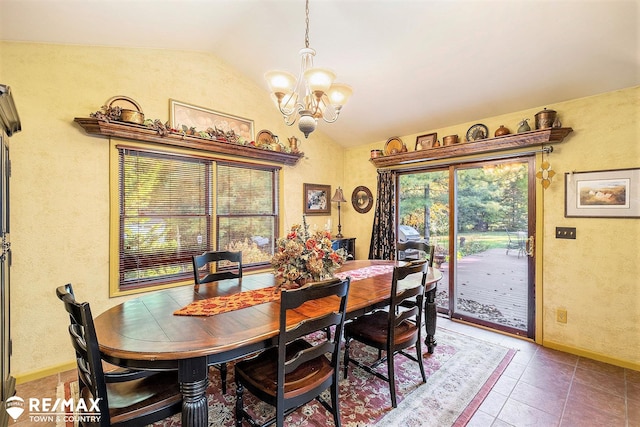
[368, 169, 396, 259]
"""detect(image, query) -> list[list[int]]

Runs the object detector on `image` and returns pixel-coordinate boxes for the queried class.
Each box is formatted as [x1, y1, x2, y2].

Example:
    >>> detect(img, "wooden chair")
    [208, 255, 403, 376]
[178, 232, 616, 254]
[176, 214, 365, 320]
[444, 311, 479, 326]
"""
[60, 284, 156, 384]
[191, 250, 243, 393]
[234, 277, 351, 427]
[396, 240, 435, 265]
[343, 261, 428, 408]
[56, 285, 182, 426]
[192, 250, 243, 290]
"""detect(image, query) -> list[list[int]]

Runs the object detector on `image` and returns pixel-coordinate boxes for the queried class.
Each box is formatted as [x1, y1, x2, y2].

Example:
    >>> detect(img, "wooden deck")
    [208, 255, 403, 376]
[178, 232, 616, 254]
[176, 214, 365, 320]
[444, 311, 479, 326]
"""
[435, 248, 529, 331]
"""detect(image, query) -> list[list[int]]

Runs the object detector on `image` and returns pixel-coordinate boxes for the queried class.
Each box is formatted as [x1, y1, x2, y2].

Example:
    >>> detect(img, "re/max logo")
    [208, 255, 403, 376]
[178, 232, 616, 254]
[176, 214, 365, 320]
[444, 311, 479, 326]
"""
[29, 397, 101, 412]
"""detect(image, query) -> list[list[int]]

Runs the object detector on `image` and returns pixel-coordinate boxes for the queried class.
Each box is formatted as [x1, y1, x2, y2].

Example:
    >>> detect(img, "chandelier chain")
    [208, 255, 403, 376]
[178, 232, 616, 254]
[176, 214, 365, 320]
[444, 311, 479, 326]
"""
[304, 0, 310, 49]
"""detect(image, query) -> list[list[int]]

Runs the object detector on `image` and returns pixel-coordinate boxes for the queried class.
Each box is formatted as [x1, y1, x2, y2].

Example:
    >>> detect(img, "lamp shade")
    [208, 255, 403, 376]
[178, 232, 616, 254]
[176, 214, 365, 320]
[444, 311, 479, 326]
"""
[327, 83, 353, 107]
[331, 187, 346, 203]
[304, 68, 336, 93]
[265, 70, 296, 95]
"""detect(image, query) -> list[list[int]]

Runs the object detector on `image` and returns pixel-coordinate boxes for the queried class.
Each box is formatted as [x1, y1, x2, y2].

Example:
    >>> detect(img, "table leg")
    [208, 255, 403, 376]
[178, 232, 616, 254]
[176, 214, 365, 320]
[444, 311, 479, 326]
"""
[424, 286, 438, 353]
[179, 357, 209, 427]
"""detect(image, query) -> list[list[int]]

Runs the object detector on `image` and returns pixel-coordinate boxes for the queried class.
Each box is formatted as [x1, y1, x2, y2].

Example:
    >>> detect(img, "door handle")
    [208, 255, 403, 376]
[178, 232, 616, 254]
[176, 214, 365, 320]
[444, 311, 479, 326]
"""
[526, 236, 534, 257]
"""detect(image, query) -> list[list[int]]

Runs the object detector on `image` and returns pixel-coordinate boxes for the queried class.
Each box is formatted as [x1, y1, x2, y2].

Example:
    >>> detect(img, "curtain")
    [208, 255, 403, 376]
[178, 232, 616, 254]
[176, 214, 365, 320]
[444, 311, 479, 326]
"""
[368, 170, 396, 259]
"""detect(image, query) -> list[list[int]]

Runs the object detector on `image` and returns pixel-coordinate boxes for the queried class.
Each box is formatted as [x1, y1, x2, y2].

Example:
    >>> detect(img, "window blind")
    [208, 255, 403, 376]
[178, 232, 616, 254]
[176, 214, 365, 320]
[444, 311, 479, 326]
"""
[119, 148, 212, 290]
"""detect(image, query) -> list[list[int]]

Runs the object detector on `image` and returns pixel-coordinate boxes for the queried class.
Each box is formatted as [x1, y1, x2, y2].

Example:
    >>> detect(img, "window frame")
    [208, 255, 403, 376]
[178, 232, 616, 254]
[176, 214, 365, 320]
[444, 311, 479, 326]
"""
[109, 140, 282, 297]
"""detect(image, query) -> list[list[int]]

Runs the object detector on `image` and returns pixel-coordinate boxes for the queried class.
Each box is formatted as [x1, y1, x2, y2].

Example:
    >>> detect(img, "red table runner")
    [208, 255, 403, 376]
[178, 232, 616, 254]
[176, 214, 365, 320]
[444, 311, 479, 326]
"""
[174, 264, 395, 317]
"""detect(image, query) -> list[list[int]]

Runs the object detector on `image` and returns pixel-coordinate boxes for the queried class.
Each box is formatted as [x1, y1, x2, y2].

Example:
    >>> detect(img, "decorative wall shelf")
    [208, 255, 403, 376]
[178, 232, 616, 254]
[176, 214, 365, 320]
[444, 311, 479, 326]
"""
[74, 118, 304, 166]
[370, 127, 573, 168]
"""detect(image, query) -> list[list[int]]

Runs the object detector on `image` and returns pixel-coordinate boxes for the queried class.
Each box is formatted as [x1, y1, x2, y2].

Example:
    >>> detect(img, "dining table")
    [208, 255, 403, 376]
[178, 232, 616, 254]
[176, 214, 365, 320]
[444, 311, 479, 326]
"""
[93, 259, 443, 427]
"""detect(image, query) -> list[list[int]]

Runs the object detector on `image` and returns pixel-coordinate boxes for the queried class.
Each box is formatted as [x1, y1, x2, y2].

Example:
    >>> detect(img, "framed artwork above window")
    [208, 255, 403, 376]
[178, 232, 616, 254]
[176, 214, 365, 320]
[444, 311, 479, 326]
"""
[169, 99, 255, 142]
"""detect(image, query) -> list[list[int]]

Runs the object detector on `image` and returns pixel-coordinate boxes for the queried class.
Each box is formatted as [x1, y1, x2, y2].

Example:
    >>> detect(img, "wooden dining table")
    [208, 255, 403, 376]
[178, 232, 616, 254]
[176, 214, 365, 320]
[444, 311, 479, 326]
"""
[94, 259, 442, 427]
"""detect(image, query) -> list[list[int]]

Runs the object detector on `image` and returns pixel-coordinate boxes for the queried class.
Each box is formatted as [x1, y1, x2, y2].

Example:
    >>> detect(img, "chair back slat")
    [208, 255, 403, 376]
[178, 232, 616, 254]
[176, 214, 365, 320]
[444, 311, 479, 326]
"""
[396, 241, 435, 266]
[192, 250, 243, 288]
[277, 277, 350, 410]
[56, 285, 111, 425]
[388, 260, 428, 343]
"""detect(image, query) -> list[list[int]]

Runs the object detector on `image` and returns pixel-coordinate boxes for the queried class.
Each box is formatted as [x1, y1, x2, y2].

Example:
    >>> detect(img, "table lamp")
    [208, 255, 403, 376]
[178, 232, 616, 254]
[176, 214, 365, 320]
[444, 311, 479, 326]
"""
[331, 187, 346, 238]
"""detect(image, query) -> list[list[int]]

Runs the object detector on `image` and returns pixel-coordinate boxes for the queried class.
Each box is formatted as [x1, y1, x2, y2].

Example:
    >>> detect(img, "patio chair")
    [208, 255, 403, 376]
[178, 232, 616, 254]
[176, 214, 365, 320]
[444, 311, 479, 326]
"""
[505, 229, 526, 258]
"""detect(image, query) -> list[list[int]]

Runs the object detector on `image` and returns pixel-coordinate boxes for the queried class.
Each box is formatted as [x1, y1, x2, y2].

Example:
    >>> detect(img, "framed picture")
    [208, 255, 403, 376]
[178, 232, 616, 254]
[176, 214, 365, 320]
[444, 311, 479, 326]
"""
[415, 132, 437, 150]
[303, 183, 331, 215]
[169, 99, 254, 141]
[565, 168, 640, 218]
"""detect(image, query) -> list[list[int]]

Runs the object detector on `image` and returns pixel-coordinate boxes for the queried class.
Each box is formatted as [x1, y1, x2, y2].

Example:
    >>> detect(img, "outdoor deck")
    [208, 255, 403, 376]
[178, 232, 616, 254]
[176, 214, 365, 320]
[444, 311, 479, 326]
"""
[435, 248, 529, 331]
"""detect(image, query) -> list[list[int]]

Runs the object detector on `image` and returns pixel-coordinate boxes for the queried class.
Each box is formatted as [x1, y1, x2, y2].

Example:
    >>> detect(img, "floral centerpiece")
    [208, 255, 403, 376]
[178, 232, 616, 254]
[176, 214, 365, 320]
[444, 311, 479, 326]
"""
[272, 216, 347, 288]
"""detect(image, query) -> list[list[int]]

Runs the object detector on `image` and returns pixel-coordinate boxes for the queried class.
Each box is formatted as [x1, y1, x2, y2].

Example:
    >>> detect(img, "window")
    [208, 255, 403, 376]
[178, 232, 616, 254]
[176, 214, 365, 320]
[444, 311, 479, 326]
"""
[217, 163, 277, 267]
[115, 146, 279, 294]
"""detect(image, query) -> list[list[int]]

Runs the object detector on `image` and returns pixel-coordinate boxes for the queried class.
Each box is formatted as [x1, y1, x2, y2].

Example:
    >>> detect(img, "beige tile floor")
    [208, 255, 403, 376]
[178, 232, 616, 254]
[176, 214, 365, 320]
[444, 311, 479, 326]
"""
[13, 318, 639, 427]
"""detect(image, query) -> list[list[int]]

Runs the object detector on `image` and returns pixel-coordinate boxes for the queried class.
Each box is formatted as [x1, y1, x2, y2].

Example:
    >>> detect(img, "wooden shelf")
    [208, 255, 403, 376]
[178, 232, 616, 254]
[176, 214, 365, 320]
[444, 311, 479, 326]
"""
[74, 118, 304, 166]
[370, 127, 573, 168]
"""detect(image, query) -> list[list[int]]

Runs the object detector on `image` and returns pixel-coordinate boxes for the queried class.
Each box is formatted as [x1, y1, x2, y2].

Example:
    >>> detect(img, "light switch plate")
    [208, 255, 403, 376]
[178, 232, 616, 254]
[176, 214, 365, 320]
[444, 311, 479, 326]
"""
[556, 227, 576, 239]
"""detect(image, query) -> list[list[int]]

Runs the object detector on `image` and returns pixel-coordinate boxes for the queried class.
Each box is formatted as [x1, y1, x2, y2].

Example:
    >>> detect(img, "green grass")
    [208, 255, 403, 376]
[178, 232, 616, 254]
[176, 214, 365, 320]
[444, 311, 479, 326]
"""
[430, 231, 512, 252]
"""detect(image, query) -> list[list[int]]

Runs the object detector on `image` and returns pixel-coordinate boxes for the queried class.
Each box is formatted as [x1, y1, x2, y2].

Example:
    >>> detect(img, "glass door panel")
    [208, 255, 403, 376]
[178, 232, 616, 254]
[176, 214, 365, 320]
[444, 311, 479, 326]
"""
[397, 168, 449, 264]
[452, 159, 533, 336]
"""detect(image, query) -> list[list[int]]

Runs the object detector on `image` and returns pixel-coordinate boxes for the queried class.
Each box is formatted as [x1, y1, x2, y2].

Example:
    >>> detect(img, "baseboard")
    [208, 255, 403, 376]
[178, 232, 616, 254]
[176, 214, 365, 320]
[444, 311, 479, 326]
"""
[14, 361, 76, 385]
[543, 339, 640, 371]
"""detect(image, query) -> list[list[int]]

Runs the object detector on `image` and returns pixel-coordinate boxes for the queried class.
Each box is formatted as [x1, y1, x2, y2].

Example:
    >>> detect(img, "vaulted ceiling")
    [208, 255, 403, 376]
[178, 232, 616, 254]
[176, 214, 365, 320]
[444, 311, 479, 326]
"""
[1, 0, 638, 147]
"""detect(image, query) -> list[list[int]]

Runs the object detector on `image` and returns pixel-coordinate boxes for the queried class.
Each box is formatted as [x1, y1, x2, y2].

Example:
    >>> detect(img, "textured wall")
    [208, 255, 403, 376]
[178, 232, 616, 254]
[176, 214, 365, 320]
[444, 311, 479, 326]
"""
[2, 40, 638, 377]
[1, 41, 344, 377]
[344, 86, 640, 368]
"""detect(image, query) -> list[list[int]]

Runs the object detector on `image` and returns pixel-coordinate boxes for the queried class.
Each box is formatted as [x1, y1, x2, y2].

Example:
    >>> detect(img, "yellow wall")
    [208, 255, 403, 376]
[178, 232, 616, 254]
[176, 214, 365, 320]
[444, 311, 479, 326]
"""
[1, 40, 638, 379]
[1, 41, 344, 378]
[344, 86, 640, 369]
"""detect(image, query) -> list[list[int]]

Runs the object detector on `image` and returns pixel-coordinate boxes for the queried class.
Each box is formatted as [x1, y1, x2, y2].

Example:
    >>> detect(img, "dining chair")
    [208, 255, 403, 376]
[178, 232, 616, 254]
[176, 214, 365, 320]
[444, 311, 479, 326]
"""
[191, 250, 243, 393]
[343, 261, 428, 408]
[56, 285, 183, 426]
[60, 283, 157, 384]
[234, 277, 351, 427]
[192, 250, 243, 290]
[396, 240, 435, 265]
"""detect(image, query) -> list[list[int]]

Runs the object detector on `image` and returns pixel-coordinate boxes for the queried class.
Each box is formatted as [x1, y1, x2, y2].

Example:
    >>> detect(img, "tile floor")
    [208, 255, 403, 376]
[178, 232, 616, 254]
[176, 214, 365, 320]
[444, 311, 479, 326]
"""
[13, 318, 639, 427]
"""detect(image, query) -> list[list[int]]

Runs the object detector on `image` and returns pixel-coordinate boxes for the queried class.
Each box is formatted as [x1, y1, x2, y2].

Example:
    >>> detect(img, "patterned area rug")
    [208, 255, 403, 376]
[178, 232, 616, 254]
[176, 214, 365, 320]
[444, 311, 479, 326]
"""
[57, 327, 514, 427]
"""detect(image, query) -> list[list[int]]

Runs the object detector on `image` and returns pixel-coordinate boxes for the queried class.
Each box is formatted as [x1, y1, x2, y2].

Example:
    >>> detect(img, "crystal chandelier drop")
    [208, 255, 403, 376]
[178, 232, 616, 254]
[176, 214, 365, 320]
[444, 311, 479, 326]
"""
[264, 0, 352, 138]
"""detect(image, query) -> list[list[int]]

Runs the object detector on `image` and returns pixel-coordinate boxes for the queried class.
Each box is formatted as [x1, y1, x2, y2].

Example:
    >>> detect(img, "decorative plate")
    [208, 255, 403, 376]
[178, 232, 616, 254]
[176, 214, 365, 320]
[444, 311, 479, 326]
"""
[466, 124, 489, 142]
[256, 129, 274, 147]
[384, 137, 404, 155]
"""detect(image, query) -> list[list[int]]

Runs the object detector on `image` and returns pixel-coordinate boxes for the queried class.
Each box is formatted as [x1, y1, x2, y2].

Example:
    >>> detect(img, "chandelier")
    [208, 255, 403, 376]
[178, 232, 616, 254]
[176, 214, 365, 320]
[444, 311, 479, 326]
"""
[264, 0, 352, 138]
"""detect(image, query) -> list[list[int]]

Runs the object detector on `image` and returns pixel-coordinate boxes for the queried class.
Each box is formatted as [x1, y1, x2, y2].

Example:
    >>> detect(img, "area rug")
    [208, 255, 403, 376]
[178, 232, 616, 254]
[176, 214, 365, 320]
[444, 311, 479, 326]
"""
[57, 327, 515, 427]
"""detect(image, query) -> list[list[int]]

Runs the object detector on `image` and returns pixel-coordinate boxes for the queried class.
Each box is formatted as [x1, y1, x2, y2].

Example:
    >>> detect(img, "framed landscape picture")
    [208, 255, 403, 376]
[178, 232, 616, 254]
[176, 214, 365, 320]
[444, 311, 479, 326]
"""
[565, 168, 640, 218]
[169, 99, 254, 141]
[303, 183, 331, 215]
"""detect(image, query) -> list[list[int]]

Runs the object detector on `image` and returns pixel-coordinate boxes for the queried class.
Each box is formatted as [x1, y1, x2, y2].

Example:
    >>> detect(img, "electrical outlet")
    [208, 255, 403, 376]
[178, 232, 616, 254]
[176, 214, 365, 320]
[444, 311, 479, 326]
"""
[556, 227, 576, 239]
[557, 309, 567, 323]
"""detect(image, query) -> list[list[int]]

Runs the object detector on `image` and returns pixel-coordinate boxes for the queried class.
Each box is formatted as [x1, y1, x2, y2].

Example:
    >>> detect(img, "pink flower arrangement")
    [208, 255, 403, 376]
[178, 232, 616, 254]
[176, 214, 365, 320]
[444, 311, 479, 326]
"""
[272, 216, 346, 288]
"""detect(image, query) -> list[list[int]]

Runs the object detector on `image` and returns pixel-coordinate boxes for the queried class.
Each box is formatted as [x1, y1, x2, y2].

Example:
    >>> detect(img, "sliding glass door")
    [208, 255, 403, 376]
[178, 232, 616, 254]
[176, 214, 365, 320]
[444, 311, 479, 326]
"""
[398, 157, 535, 337]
